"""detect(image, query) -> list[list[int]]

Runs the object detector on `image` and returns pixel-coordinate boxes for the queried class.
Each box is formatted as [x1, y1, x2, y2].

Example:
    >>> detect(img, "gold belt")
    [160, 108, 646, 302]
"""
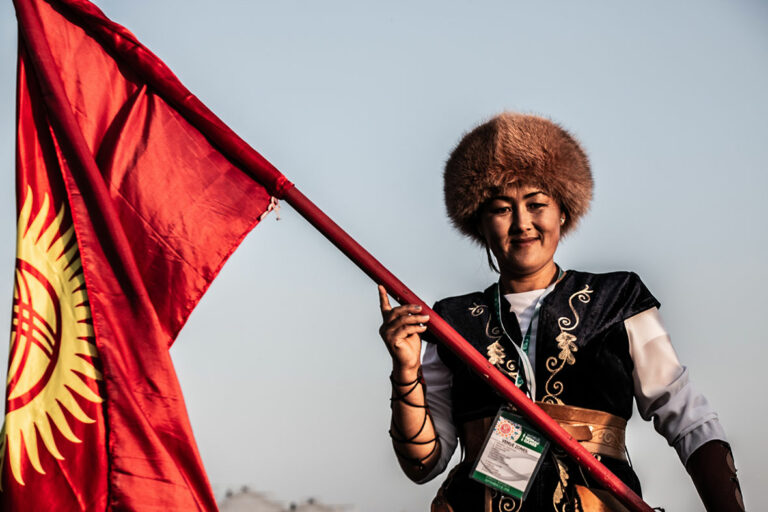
[536, 402, 627, 462]
[460, 403, 627, 464]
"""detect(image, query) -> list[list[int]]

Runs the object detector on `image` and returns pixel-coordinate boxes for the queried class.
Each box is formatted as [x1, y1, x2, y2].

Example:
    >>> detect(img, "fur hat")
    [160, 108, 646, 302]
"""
[444, 112, 592, 243]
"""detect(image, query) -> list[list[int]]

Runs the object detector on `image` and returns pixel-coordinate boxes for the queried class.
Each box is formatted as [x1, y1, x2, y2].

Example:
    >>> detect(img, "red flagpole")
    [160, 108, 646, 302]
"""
[282, 187, 654, 512]
[22, 1, 655, 510]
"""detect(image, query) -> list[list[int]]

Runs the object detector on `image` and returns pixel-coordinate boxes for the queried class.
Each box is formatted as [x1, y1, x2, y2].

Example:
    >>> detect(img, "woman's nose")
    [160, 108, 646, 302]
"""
[510, 207, 532, 232]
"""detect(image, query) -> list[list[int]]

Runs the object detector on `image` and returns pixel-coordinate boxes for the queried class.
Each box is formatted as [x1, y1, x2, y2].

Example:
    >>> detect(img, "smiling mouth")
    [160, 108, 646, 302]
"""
[511, 237, 539, 245]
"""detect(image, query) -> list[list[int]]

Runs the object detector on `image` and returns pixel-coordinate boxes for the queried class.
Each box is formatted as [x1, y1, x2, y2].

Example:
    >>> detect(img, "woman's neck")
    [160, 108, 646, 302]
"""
[500, 261, 559, 293]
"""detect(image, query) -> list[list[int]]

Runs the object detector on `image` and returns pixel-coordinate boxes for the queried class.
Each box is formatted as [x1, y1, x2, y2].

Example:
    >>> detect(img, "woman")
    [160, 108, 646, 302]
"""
[378, 113, 743, 511]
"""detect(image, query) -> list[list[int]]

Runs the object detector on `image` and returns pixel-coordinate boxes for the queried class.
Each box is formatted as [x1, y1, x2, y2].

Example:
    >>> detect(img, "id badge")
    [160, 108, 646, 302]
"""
[470, 407, 549, 500]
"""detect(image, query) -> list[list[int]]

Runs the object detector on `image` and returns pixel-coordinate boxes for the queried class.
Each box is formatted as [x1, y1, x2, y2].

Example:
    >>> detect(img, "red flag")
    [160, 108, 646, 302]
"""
[3, 1, 657, 512]
[3, 0, 290, 509]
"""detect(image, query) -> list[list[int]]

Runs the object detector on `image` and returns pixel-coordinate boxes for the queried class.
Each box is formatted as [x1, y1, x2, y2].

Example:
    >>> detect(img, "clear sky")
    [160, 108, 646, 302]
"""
[1, 1, 766, 510]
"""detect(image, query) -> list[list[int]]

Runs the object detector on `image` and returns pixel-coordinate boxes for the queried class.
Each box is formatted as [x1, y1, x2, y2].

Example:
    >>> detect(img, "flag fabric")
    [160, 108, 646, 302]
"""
[3, 0, 291, 509]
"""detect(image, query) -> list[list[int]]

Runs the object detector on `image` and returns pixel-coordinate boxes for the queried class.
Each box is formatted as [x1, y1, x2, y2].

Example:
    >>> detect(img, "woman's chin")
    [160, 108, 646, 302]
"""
[501, 258, 554, 277]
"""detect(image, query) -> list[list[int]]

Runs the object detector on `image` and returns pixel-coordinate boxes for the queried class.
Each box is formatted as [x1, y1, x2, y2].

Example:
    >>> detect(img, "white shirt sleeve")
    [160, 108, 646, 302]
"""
[416, 342, 458, 483]
[626, 307, 727, 465]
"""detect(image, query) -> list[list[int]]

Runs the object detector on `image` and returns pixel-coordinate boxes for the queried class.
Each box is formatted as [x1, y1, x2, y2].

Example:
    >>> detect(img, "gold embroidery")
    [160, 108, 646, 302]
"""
[487, 341, 506, 365]
[486, 341, 520, 380]
[542, 286, 593, 404]
[469, 303, 520, 381]
[552, 451, 571, 511]
[469, 303, 487, 317]
[490, 489, 522, 511]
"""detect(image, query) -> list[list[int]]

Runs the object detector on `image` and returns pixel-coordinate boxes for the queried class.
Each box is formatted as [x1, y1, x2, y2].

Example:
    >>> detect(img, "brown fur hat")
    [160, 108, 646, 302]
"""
[444, 112, 592, 243]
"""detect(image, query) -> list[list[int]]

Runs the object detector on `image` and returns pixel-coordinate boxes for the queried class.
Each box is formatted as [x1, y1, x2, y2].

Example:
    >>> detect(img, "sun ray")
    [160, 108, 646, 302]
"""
[38, 198, 65, 252]
[33, 414, 63, 461]
[21, 424, 44, 475]
[71, 356, 102, 382]
[64, 258, 82, 278]
[71, 286, 88, 304]
[54, 228, 77, 261]
[17, 188, 33, 241]
[58, 242, 79, 269]
[7, 420, 25, 485]
[58, 389, 95, 424]
[61, 382, 100, 420]
[24, 192, 48, 244]
[45, 401, 80, 444]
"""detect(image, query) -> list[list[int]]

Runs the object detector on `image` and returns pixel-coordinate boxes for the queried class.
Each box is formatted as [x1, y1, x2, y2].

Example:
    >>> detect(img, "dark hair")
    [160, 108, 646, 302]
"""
[484, 243, 499, 274]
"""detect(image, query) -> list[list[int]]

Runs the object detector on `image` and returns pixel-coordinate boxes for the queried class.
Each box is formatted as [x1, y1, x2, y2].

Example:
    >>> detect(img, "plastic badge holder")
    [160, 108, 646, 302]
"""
[470, 407, 550, 500]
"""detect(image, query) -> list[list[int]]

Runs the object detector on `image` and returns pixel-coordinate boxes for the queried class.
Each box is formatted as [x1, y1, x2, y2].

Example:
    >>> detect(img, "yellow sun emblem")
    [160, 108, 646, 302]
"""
[0, 188, 103, 487]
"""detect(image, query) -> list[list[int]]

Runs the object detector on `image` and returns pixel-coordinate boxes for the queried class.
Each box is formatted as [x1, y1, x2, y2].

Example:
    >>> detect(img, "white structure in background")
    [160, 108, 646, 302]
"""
[219, 487, 351, 512]
[219, 488, 282, 512]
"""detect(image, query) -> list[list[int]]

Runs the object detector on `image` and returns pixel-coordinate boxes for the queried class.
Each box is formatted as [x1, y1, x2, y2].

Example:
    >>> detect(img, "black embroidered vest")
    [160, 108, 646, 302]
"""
[426, 270, 659, 425]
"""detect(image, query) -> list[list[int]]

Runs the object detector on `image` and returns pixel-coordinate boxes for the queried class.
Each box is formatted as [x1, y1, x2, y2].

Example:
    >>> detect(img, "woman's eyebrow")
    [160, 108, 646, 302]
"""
[489, 190, 547, 202]
[493, 191, 546, 201]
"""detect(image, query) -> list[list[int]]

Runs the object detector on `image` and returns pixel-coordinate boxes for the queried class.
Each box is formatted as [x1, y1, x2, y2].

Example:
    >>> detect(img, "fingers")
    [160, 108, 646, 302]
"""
[380, 309, 430, 339]
[390, 322, 429, 340]
[378, 285, 424, 319]
[378, 285, 392, 315]
[377, 284, 430, 343]
[377, 286, 430, 367]
[388, 304, 423, 318]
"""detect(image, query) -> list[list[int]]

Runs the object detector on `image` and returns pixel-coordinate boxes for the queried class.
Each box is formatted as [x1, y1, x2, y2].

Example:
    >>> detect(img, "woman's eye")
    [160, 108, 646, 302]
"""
[528, 202, 547, 210]
[490, 206, 511, 214]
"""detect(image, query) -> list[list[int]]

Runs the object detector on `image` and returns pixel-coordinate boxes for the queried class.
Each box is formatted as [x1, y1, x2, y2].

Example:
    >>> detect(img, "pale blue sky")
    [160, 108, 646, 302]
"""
[1, 1, 766, 510]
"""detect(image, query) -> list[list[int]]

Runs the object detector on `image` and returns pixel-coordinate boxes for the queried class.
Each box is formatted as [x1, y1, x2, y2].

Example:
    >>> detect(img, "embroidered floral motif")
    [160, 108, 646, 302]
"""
[542, 285, 593, 404]
[555, 332, 577, 365]
[551, 451, 571, 511]
[487, 340, 506, 366]
[487, 340, 519, 380]
[468, 303, 519, 381]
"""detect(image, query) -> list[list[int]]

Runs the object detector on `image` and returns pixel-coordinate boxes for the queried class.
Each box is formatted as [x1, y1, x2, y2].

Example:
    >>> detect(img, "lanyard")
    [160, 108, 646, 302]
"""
[493, 267, 564, 400]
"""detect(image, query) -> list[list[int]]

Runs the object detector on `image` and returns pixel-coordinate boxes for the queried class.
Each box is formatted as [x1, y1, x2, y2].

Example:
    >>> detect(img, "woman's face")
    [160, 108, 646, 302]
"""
[479, 185, 563, 278]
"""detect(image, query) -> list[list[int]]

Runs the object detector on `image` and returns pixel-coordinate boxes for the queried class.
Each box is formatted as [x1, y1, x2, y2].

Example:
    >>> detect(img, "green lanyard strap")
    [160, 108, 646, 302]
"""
[492, 267, 564, 400]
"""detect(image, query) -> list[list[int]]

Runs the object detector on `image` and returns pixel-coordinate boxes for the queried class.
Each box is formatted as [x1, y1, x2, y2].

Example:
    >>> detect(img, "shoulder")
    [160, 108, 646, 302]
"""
[562, 270, 653, 296]
[432, 289, 489, 316]
[549, 269, 660, 324]
[564, 269, 643, 286]
[422, 289, 492, 347]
